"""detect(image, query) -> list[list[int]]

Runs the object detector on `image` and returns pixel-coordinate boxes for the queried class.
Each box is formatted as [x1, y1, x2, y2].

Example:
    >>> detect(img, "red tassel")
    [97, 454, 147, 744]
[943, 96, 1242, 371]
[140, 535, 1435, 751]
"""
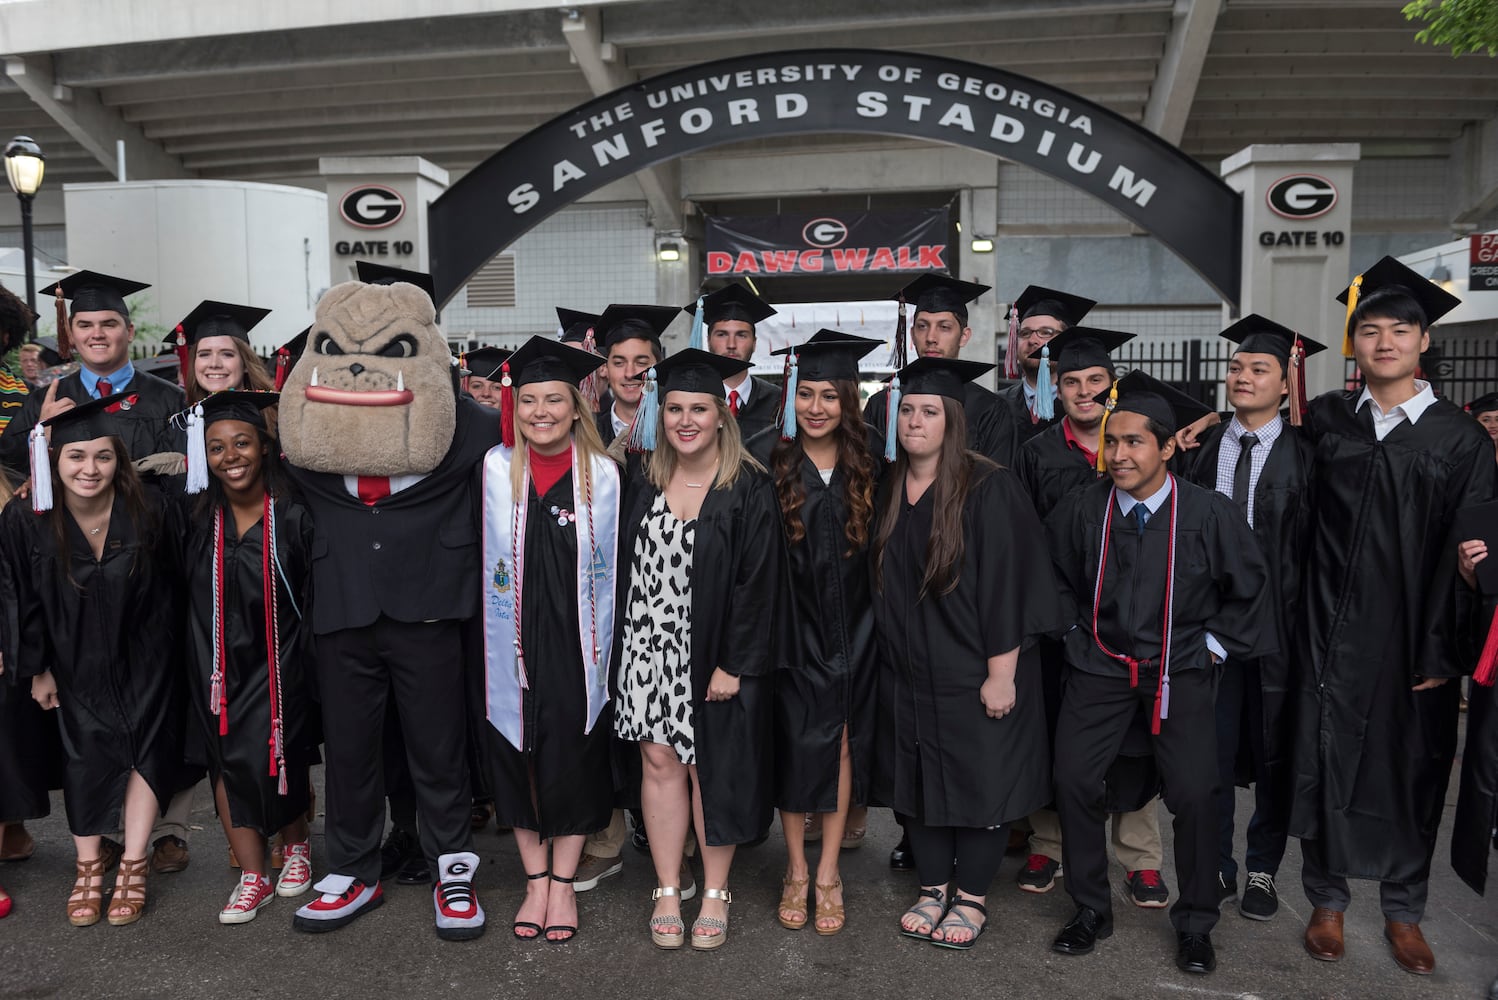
[499, 361, 515, 448]
[274, 349, 290, 391]
[1288, 336, 1307, 427]
[174, 323, 190, 389]
[1475, 606, 1498, 687]
[54, 286, 71, 362]
[1004, 305, 1021, 379]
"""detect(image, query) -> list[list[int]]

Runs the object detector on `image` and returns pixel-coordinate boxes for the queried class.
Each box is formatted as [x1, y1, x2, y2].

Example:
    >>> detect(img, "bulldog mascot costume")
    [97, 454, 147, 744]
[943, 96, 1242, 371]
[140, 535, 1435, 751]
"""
[282, 279, 498, 940]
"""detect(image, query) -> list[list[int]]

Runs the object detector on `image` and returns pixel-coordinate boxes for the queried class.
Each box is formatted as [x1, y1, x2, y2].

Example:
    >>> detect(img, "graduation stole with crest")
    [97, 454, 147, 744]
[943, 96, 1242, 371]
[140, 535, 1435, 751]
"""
[481, 444, 619, 751]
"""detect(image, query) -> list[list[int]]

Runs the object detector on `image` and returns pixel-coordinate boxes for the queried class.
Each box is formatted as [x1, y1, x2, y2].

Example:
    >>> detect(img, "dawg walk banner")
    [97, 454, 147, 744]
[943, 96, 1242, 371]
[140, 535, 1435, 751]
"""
[705, 208, 950, 276]
[428, 48, 1243, 306]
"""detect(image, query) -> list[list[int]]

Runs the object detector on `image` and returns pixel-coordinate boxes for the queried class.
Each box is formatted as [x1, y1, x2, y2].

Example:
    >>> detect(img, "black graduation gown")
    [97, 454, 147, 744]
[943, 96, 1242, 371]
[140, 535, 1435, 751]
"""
[0, 535, 58, 823]
[1179, 420, 1314, 817]
[864, 381, 1020, 469]
[178, 496, 316, 837]
[1289, 392, 1497, 883]
[611, 467, 787, 846]
[872, 463, 1058, 828]
[731, 375, 782, 444]
[0, 368, 187, 479]
[1453, 596, 1498, 895]
[996, 381, 1059, 445]
[748, 429, 882, 814]
[0, 495, 185, 835]
[488, 468, 616, 838]
[1015, 420, 1102, 518]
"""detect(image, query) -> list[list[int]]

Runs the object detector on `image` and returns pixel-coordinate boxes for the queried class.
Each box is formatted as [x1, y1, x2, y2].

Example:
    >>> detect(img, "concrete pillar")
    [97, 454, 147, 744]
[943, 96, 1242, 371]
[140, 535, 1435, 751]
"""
[318, 156, 447, 288]
[1221, 144, 1360, 395]
[958, 183, 1001, 384]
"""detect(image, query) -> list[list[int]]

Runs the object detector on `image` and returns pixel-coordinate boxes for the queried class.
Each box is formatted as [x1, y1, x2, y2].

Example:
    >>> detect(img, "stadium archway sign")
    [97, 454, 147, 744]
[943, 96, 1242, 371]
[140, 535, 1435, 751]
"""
[428, 48, 1242, 306]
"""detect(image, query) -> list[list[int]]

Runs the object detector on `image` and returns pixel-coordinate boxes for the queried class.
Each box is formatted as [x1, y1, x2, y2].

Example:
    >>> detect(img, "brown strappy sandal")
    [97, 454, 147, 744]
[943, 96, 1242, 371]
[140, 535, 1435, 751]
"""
[107, 857, 148, 926]
[67, 856, 108, 927]
[814, 879, 846, 936]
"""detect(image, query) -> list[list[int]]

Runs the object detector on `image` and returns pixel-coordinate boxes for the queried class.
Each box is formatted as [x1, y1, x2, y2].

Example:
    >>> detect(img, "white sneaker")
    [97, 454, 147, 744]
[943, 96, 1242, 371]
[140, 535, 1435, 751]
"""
[219, 872, 274, 925]
[573, 852, 623, 892]
[433, 852, 486, 941]
[277, 841, 313, 897]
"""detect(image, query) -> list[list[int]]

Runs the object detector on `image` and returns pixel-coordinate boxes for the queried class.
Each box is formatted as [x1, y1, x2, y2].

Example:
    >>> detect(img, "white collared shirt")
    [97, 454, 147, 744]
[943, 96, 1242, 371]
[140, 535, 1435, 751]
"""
[1115, 477, 1226, 663]
[610, 403, 630, 438]
[724, 376, 752, 406]
[1357, 379, 1436, 442]
[1214, 414, 1283, 528]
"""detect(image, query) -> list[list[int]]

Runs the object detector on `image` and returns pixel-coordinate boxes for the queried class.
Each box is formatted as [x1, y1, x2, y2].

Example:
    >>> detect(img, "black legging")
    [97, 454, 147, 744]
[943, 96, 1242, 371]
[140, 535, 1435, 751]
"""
[903, 817, 1009, 897]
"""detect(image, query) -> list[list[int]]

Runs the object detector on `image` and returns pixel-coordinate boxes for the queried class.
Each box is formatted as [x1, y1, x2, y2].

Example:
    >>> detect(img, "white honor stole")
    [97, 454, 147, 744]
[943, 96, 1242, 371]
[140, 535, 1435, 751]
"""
[481, 445, 620, 751]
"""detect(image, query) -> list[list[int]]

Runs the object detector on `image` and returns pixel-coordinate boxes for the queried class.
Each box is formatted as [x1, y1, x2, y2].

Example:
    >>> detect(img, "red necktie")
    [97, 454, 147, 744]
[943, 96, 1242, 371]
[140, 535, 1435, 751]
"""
[97, 378, 112, 397]
[728, 390, 740, 417]
[357, 476, 391, 506]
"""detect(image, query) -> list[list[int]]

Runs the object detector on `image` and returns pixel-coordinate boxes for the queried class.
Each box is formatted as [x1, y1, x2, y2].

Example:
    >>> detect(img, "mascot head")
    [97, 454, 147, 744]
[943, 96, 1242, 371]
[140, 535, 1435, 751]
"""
[279, 280, 456, 476]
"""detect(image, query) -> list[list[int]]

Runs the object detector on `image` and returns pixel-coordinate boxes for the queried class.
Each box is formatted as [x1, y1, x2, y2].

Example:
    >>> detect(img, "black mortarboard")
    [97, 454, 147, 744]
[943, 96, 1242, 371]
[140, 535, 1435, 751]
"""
[684, 283, 777, 328]
[137, 349, 182, 380]
[895, 274, 991, 325]
[1219, 314, 1328, 366]
[171, 300, 272, 346]
[42, 391, 136, 446]
[1013, 286, 1096, 328]
[199, 390, 279, 430]
[355, 261, 437, 305]
[1467, 392, 1498, 418]
[1030, 326, 1135, 376]
[1336, 255, 1462, 356]
[273, 327, 311, 391]
[1095, 369, 1212, 436]
[40, 270, 150, 318]
[504, 336, 602, 388]
[464, 346, 512, 381]
[771, 330, 882, 383]
[889, 356, 994, 401]
[556, 307, 600, 345]
[598, 304, 677, 349]
[32, 336, 64, 367]
[654, 348, 751, 399]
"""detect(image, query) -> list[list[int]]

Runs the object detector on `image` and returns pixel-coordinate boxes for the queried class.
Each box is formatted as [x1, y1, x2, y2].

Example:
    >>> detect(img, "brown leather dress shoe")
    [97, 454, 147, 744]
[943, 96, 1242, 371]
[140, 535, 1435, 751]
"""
[0, 824, 35, 862]
[1304, 907, 1345, 961]
[1384, 920, 1435, 975]
[151, 836, 190, 874]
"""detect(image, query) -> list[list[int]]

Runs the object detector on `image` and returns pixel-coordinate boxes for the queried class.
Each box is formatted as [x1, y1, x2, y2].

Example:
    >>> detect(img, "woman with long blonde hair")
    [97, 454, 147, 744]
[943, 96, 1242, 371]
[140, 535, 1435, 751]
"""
[614, 347, 786, 951]
[479, 336, 623, 945]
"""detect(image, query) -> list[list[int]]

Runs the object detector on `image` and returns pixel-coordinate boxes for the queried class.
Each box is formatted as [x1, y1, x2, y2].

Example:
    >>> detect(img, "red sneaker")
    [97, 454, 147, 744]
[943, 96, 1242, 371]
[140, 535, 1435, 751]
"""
[219, 872, 274, 925]
[292, 874, 383, 933]
[433, 852, 485, 941]
[1125, 869, 1170, 908]
[277, 842, 313, 898]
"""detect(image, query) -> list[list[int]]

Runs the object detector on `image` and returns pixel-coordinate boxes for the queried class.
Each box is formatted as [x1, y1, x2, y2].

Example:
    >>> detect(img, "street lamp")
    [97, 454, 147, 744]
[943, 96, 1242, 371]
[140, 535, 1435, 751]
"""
[4, 135, 45, 327]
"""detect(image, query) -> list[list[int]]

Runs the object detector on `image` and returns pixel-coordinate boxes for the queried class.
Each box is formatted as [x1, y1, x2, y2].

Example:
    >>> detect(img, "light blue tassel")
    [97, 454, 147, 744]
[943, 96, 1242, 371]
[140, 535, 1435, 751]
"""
[780, 353, 799, 440]
[883, 376, 900, 463]
[688, 295, 706, 351]
[627, 367, 659, 452]
[1036, 346, 1054, 421]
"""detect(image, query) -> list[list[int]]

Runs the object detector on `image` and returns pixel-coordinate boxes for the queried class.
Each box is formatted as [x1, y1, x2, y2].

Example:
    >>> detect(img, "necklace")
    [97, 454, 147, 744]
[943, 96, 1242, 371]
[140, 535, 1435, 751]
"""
[89, 527, 102, 536]
[679, 458, 719, 490]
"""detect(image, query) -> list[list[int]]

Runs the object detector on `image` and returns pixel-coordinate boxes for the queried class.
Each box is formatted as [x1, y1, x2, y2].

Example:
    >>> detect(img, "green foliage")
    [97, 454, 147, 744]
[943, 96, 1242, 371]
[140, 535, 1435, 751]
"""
[1404, 0, 1498, 57]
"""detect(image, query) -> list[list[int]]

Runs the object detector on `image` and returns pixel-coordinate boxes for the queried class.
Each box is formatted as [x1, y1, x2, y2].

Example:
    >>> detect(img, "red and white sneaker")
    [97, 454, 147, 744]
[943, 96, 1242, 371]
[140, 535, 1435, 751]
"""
[219, 872, 274, 925]
[433, 852, 486, 941]
[291, 874, 383, 933]
[277, 842, 312, 898]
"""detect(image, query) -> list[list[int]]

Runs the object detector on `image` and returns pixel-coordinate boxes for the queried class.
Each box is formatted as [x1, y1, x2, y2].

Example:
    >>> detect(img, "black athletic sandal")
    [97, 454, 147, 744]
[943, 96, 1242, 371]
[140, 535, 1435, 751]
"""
[544, 874, 578, 944]
[513, 871, 548, 940]
[931, 898, 988, 950]
[899, 887, 948, 941]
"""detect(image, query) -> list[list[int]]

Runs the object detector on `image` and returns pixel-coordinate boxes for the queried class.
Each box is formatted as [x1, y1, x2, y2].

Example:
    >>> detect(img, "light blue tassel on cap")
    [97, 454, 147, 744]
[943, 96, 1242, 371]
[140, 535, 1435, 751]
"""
[779, 353, 799, 440]
[627, 366, 659, 452]
[1036, 345, 1054, 421]
[688, 295, 706, 351]
[883, 376, 900, 463]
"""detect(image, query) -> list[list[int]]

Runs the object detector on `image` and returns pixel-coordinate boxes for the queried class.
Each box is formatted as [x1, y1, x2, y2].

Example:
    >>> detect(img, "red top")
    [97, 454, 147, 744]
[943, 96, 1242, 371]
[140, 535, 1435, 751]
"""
[1062, 418, 1098, 468]
[528, 444, 573, 496]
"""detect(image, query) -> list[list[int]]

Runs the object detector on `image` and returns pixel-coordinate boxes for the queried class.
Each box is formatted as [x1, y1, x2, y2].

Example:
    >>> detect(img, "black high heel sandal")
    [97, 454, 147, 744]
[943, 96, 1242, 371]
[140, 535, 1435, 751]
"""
[544, 874, 578, 944]
[512, 870, 548, 940]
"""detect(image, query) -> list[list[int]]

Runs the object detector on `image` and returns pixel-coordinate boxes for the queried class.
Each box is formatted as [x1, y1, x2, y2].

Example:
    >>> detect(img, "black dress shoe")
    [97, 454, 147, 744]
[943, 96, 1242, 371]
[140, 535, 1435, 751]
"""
[1051, 906, 1113, 955]
[396, 852, 432, 885]
[1176, 932, 1216, 974]
[888, 832, 914, 871]
[379, 829, 418, 882]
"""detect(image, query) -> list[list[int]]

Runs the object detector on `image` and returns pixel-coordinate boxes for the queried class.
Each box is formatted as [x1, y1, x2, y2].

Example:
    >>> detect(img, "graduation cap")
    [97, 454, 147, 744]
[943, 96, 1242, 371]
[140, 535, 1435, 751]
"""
[1219, 315, 1328, 426]
[166, 300, 273, 387]
[623, 348, 752, 453]
[1336, 255, 1461, 358]
[180, 390, 281, 495]
[1467, 392, 1498, 418]
[895, 274, 990, 324]
[28, 391, 136, 512]
[1090, 370, 1212, 473]
[273, 327, 311, 392]
[682, 283, 776, 350]
[597, 304, 677, 351]
[29, 336, 64, 367]
[556, 307, 600, 345]
[504, 336, 603, 388]
[770, 330, 883, 439]
[463, 346, 512, 381]
[881, 356, 994, 461]
[136, 349, 183, 382]
[40, 270, 150, 318]
[1004, 284, 1098, 380]
[355, 260, 437, 305]
[1029, 326, 1134, 377]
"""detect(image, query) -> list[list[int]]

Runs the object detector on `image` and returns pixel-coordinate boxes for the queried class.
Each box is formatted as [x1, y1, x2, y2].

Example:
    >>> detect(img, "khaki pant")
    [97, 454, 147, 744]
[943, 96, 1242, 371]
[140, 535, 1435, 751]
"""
[113, 781, 198, 845]
[1028, 795, 1163, 871]
[584, 809, 696, 859]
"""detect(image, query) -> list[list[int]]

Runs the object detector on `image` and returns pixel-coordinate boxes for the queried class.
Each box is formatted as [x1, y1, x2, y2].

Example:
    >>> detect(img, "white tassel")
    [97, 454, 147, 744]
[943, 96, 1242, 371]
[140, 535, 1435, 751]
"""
[185, 403, 208, 494]
[28, 424, 51, 513]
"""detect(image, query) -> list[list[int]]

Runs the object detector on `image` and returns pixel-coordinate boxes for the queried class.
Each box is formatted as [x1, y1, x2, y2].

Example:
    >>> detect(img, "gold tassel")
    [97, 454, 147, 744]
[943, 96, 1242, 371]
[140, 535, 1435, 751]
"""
[1341, 273, 1363, 358]
[1095, 382, 1119, 473]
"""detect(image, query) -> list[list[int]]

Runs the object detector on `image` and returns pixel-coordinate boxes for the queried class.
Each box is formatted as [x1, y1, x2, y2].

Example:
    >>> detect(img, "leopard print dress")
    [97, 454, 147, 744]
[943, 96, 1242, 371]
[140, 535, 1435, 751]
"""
[614, 492, 697, 765]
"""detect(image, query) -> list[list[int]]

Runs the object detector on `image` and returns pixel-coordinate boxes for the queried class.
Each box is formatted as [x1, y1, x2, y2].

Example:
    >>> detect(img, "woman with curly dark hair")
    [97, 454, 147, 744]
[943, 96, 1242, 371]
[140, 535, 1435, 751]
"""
[747, 331, 882, 937]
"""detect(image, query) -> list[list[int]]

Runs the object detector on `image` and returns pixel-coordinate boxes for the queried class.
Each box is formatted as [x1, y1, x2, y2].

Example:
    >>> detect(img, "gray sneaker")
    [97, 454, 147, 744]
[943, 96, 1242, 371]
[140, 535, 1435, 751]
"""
[572, 853, 623, 892]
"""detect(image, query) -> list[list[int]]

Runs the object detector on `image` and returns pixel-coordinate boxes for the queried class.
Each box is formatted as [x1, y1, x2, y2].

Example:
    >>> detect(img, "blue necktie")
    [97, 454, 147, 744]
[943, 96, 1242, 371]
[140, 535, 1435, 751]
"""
[1132, 504, 1150, 536]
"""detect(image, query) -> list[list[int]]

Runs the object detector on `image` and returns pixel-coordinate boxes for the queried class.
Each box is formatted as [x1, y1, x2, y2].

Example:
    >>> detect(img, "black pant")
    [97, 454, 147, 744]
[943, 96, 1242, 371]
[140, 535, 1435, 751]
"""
[1214, 657, 1287, 880]
[903, 819, 1008, 897]
[1055, 664, 1221, 934]
[317, 617, 473, 885]
[1300, 838, 1428, 923]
